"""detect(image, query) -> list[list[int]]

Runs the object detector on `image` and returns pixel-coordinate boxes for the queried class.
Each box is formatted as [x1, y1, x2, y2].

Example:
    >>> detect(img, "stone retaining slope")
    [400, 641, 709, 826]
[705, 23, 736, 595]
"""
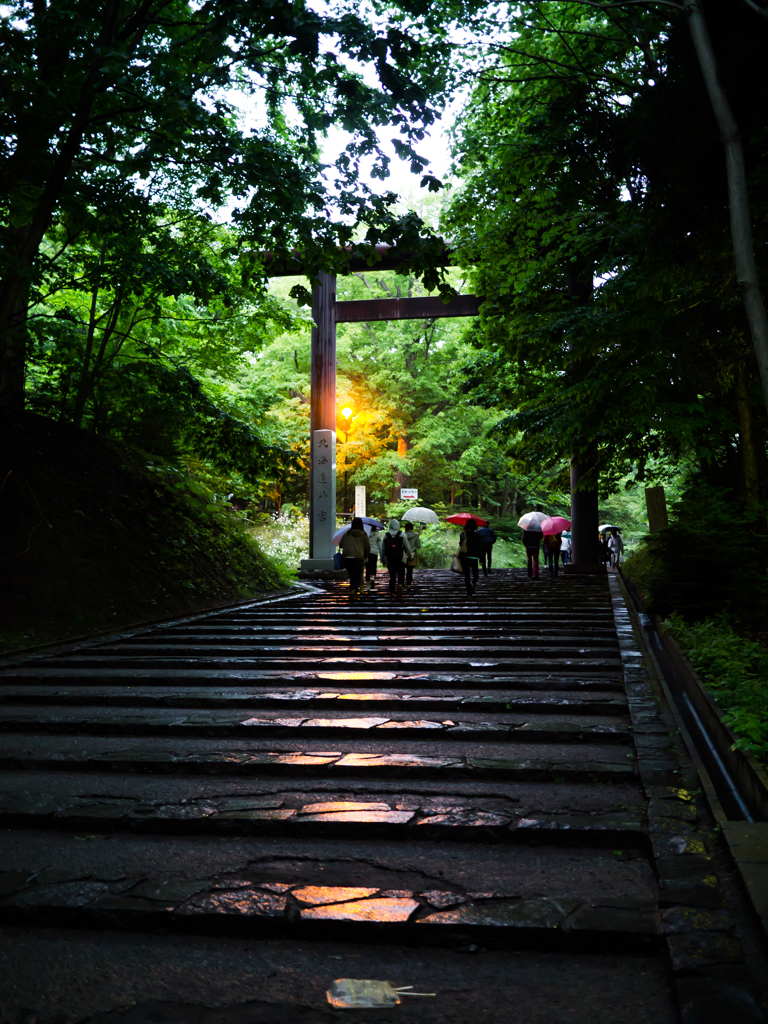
[0, 569, 764, 1023]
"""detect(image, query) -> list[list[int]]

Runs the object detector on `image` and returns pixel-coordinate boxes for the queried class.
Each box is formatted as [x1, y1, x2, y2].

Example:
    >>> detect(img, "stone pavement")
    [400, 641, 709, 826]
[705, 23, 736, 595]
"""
[0, 568, 764, 1023]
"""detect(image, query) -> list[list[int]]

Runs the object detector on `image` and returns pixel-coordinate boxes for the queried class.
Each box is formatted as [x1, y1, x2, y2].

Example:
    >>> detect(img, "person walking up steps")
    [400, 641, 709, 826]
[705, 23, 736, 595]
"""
[522, 527, 542, 579]
[366, 526, 383, 591]
[339, 517, 370, 599]
[477, 523, 497, 576]
[543, 532, 562, 578]
[384, 519, 406, 598]
[458, 519, 481, 597]
[403, 521, 421, 590]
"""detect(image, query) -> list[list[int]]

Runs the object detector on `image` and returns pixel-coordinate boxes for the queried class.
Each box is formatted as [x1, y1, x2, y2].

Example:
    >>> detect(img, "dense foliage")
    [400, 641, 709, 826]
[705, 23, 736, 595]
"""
[622, 480, 768, 623]
[664, 612, 768, 767]
[443, 0, 768, 501]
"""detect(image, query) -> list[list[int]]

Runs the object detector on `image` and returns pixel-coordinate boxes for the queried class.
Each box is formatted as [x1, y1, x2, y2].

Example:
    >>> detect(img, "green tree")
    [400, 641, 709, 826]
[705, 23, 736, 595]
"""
[443, 0, 768, 500]
[0, 0, 467, 412]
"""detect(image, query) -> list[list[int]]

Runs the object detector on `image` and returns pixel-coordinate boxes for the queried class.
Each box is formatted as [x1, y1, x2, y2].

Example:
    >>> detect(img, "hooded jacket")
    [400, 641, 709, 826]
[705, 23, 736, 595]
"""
[340, 528, 370, 561]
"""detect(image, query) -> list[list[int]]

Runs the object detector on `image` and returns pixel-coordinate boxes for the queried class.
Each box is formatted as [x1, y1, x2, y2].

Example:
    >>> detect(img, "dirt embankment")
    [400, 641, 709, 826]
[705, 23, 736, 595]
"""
[0, 412, 285, 653]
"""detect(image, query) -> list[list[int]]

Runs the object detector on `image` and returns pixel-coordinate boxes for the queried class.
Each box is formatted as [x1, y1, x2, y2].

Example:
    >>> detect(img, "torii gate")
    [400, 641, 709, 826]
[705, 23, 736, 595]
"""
[267, 250, 600, 572]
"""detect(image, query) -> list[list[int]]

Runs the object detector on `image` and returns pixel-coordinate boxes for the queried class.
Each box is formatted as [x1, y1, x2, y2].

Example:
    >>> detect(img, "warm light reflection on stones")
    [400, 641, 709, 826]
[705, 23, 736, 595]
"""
[293, 886, 379, 905]
[300, 896, 419, 922]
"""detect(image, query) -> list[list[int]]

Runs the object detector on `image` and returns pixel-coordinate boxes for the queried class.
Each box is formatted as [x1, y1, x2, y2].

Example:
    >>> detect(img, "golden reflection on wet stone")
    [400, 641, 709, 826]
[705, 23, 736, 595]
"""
[316, 672, 397, 681]
[299, 801, 390, 813]
[297, 810, 415, 824]
[300, 896, 420, 922]
[303, 717, 392, 729]
[293, 886, 379, 904]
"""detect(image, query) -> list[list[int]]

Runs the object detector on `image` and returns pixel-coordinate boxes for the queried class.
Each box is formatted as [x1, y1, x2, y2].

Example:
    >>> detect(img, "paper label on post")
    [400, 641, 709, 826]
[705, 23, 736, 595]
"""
[355, 485, 366, 518]
[312, 429, 336, 557]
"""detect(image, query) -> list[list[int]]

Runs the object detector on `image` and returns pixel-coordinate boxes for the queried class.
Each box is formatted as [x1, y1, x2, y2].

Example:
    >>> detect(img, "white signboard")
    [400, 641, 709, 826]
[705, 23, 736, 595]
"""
[355, 485, 366, 518]
[400, 488, 418, 500]
[312, 429, 336, 558]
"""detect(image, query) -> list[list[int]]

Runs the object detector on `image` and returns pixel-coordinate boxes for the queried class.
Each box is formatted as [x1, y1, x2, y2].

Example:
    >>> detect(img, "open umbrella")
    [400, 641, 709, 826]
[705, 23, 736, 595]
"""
[332, 523, 373, 545]
[598, 523, 621, 533]
[402, 507, 440, 525]
[541, 516, 572, 535]
[517, 511, 549, 531]
[445, 512, 488, 527]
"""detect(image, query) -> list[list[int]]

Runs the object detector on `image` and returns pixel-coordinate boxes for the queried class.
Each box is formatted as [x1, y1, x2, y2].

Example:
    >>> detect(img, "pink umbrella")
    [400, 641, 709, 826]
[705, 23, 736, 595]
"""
[541, 516, 572, 535]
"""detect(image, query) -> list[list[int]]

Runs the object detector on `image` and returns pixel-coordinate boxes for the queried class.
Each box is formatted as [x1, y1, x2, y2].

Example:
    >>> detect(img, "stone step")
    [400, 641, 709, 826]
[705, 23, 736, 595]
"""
[0, 669, 625, 689]
[0, 745, 636, 781]
[0, 792, 647, 846]
[0, 870, 662, 951]
[24, 656, 625, 674]
[0, 708, 630, 743]
[0, 685, 628, 714]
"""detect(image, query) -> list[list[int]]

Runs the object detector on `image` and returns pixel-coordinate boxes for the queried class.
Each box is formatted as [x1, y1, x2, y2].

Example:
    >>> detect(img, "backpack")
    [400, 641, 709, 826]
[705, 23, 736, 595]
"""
[383, 532, 403, 561]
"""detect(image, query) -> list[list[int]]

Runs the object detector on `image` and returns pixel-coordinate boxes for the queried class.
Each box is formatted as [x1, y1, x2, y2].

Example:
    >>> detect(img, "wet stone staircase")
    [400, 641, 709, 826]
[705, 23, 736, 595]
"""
[0, 569, 762, 1023]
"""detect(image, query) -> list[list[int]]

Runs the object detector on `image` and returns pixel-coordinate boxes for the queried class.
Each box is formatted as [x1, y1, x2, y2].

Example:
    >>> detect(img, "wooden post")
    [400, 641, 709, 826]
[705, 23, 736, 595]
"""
[645, 486, 669, 533]
[301, 271, 337, 571]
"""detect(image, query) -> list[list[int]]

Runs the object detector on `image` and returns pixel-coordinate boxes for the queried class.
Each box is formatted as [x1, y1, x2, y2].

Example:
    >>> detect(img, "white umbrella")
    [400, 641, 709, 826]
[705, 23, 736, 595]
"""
[402, 506, 440, 525]
[332, 523, 373, 545]
[598, 523, 621, 532]
[518, 511, 549, 531]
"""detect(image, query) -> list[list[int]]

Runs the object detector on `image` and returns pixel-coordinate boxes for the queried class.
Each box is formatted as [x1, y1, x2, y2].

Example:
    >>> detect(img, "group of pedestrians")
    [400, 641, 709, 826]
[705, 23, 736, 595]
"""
[522, 528, 571, 579]
[339, 517, 421, 600]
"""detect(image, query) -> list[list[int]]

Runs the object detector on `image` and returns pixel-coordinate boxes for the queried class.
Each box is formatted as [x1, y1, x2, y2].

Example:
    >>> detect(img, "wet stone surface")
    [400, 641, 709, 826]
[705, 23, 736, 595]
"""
[0, 568, 763, 1021]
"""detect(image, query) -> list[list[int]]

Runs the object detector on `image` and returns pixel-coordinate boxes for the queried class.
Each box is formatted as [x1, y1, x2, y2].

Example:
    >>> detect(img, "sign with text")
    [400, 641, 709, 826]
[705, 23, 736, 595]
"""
[312, 429, 336, 557]
[400, 488, 418, 500]
[355, 485, 366, 518]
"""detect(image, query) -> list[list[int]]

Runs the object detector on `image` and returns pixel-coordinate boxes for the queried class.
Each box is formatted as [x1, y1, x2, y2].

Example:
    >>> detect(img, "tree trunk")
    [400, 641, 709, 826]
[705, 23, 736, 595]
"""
[500, 473, 510, 517]
[393, 434, 409, 501]
[735, 359, 760, 502]
[685, 0, 768, 415]
[0, 279, 30, 413]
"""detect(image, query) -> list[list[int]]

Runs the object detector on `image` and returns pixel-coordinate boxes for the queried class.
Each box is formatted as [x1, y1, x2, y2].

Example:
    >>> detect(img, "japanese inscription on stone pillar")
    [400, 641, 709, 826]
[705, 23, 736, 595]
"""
[355, 485, 366, 518]
[312, 429, 336, 558]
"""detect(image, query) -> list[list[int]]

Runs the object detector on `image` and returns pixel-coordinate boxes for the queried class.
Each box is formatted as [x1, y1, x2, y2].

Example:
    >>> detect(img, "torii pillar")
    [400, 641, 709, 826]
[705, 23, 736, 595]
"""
[300, 271, 338, 573]
[568, 456, 602, 570]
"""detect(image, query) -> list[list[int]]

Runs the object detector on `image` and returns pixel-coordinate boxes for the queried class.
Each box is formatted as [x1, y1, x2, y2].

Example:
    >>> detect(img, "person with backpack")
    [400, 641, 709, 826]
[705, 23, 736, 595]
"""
[477, 523, 497, 576]
[383, 519, 406, 598]
[339, 517, 370, 599]
[542, 532, 562, 578]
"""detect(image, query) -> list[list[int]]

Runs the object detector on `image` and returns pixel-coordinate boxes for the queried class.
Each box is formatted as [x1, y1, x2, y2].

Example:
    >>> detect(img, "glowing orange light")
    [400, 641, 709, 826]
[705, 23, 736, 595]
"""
[341, 407, 353, 419]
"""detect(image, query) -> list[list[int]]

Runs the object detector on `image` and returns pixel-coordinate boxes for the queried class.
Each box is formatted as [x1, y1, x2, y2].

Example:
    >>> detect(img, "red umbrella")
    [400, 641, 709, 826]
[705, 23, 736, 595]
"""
[445, 512, 488, 527]
[541, 516, 572, 535]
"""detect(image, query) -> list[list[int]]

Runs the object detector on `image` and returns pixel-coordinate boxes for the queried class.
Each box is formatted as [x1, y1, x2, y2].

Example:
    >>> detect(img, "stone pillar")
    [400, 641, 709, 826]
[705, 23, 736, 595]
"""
[568, 457, 602, 570]
[301, 271, 338, 573]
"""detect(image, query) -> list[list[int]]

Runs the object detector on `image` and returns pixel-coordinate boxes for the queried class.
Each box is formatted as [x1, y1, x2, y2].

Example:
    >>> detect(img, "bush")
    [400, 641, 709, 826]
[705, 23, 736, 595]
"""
[664, 613, 768, 766]
[249, 512, 310, 578]
[623, 482, 768, 623]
